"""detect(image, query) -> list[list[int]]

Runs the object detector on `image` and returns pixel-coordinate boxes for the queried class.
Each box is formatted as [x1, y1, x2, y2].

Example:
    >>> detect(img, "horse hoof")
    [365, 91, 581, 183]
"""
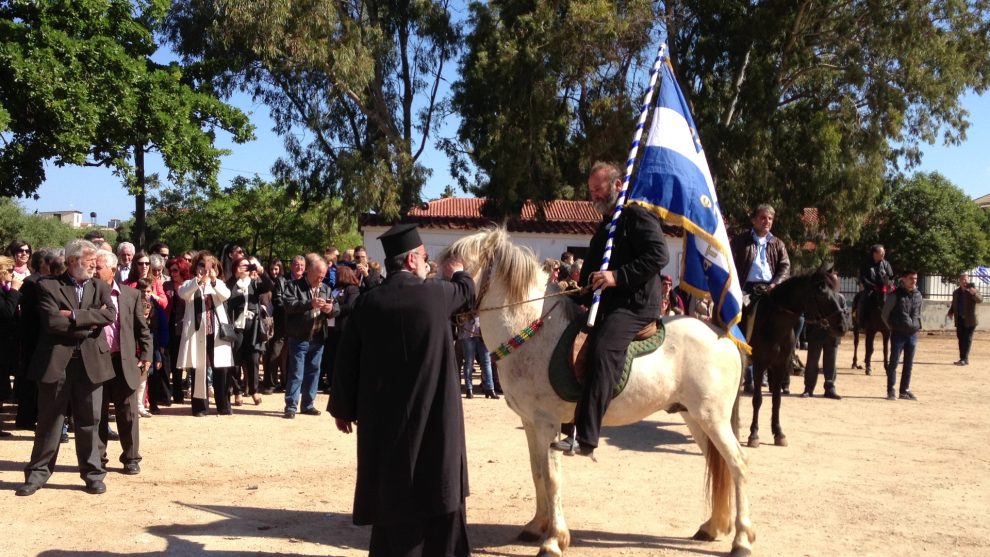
[864, 368, 871, 375]
[518, 530, 542, 542]
[536, 547, 562, 557]
[692, 528, 716, 541]
[747, 436, 760, 448]
[729, 546, 753, 557]
[774, 435, 788, 447]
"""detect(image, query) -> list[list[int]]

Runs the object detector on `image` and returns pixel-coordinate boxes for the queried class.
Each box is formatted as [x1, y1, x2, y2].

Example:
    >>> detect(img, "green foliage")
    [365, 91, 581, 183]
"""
[450, 0, 655, 217]
[166, 0, 459, 220]
[452, 1, 990, 242]
[0, 0, 254, 219]
[840, 172, 990, 277]
[146, 177, 360, 263]
[0, 198, 79, 250]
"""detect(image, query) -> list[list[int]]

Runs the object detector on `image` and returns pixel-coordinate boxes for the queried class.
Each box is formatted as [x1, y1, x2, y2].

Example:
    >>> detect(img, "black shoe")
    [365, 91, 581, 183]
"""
[274, 386, 285, 393]
[15, 483, 40, 497]
[301, 407, 322, 416]
[123, 462, 141, 475]
[107, 429, 120, 441]
[260, 387, 275, 395]
[886, 389, 896, 401]
[84, 480, 107, 495]
[899, 391, 917, 401]
[572, 443, 596, 460]
[193, 411, 208, 417]
[742, 384, 754, 395]
[800, 391, 813, 398]
[484, 390, 500, 400]
[465, 392, 473, 399]
[550, 436, 576, 454]
[149, 407, 162, 415]
[954, 360, 966, 366]
[60, 432, 69, 443]
[283, 411, 296, 419]
[781, 388, 790, 395]
[823, 390, 842, 400]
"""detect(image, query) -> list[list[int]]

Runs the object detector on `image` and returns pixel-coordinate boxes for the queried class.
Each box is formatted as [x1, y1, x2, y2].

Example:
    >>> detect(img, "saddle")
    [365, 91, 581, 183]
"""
[570, 321, 658, 383]
[549, 314, 666, 402]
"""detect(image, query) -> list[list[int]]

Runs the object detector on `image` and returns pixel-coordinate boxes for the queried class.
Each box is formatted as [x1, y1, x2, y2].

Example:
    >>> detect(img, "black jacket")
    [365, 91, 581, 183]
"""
[577, 203, 668, 317]
[882, 286, 923, 335]
[330, 270, 475, 525]
[225, 274, 274, 349]
[283, 277, 338, 341]
[860, 260, 894, 291]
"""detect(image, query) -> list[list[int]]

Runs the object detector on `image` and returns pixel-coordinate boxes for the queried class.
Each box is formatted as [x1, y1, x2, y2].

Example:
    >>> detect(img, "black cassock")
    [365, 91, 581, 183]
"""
[330, 270, 475, 555]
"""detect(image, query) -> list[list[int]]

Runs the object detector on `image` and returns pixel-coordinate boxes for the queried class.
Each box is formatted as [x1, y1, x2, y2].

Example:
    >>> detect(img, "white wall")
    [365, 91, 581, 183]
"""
[362, 226, 685, 282]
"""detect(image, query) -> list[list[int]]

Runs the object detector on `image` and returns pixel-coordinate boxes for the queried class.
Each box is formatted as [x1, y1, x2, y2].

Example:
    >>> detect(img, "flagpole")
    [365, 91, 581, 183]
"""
[587, 43, 667, 327]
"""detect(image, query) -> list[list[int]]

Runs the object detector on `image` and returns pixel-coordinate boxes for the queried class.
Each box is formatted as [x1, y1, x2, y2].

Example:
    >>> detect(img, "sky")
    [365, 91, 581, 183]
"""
[18, 89, 990, 226]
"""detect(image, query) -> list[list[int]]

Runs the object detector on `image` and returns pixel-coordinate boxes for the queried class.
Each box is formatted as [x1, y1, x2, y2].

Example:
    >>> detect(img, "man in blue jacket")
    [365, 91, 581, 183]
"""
[881, 270, 923, 401]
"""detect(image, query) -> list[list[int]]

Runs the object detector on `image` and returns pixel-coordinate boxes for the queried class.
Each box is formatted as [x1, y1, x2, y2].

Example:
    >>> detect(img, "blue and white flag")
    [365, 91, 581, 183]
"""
[626, 61, 748, 351]
[977, 266, 990, 285]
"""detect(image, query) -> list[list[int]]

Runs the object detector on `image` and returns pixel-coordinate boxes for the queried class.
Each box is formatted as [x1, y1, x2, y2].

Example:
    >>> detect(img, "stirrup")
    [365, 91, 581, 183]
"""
[550, 436, 576, 454]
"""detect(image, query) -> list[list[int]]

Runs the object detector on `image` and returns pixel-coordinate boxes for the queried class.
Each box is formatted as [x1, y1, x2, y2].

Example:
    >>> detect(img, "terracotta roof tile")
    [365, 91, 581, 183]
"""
[362, 198, 603, 235]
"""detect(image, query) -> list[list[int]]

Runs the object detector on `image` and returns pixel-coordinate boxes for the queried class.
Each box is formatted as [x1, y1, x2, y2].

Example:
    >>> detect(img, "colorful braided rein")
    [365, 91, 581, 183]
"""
[488, 302, 559, 362]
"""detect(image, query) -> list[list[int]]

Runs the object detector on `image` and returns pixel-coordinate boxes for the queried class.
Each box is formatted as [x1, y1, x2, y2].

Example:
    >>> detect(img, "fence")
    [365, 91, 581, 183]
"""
[836, 270, 990, 302]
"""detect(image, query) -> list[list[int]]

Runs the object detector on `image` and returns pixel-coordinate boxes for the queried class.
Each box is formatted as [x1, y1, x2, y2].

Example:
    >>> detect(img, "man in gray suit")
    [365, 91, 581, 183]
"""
[16, 239, 117, 496]
[94, 250, 153, 475]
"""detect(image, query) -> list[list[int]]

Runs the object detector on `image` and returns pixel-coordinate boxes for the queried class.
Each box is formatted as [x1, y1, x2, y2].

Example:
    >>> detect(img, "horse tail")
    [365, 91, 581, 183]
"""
[705, 438, 734, 536]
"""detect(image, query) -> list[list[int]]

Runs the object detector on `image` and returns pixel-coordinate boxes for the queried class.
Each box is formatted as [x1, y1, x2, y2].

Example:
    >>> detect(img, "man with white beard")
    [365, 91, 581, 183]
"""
[16, 239, 117, 496]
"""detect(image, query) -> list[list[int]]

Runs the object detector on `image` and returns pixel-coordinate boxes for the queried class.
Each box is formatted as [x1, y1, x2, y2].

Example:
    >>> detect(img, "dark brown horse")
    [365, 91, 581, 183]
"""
[747, 269, 851, 448]
[850, 281, 892, 374]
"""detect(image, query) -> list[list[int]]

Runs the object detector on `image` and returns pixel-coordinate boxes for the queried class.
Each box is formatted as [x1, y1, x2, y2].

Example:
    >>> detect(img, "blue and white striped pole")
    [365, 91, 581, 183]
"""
[587, 43, 668, 327]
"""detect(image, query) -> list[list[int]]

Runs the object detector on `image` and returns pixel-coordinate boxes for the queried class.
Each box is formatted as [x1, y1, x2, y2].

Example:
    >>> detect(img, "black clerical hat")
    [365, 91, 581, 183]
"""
[378, 223, 423, 259]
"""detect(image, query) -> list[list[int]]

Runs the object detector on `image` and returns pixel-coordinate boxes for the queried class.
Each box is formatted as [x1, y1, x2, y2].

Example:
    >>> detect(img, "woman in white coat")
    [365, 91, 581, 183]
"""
[178, 252, 236, 416]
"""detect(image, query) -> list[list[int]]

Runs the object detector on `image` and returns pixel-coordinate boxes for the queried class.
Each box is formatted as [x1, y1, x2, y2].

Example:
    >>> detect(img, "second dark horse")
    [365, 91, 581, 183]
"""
[747, 269, 851, 448]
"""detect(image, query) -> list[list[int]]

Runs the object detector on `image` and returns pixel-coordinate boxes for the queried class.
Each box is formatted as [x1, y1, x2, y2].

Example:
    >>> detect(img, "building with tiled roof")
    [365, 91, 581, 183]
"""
[360, 197, 685, 279]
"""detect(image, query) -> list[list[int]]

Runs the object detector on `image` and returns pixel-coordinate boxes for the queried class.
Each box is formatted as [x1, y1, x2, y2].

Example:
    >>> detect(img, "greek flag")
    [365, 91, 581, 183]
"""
[977, 266, 990, 285]
[626, 61, 748, 351]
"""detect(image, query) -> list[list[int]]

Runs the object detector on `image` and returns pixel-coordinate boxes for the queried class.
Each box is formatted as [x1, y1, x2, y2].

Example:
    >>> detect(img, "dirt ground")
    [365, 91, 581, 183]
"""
[2, 331, 989, 557]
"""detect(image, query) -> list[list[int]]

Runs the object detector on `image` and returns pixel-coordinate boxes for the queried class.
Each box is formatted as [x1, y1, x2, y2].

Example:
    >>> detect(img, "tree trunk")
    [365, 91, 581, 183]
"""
[133, 143, 146, 248]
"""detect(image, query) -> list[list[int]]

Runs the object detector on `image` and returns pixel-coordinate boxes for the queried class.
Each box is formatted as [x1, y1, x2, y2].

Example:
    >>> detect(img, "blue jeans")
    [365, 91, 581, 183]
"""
[285, 338, 324, 413]
[461, 337, 494, 394]
[887, 333, 917, 393]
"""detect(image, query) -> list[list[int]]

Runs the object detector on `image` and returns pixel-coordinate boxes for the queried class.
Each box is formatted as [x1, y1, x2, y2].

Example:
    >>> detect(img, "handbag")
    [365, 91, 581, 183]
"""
[217, 320, 238, 342]
[258, 304, 275, 342]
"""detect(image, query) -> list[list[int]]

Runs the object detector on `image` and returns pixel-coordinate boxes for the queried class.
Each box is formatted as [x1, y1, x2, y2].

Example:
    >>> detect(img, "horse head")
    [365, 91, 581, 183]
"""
[441, 227, 545, 313]
[802, 268, 852, 338]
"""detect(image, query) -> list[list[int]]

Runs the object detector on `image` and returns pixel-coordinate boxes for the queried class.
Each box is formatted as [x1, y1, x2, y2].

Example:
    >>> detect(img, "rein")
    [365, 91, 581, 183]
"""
[767, 294, 845, 331]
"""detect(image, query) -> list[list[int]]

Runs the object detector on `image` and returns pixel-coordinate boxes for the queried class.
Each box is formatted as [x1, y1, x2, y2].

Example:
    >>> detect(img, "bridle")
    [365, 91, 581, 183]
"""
[767, 290, 847, 332]
[456, 251, 587, 319]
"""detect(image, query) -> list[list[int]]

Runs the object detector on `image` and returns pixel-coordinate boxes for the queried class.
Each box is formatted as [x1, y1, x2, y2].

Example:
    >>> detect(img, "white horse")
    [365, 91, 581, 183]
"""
[443, 228, 755, 557]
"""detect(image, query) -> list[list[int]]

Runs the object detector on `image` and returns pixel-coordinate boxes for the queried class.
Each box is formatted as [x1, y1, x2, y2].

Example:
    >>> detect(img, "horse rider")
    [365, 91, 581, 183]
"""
[859, 244, 895, 324]
[730, 204, 790, 393]
[551, 161, 669, 459]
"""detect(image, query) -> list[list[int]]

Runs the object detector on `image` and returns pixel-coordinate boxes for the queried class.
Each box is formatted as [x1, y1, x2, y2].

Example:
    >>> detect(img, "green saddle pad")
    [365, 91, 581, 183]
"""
[549, 316, 666, 402]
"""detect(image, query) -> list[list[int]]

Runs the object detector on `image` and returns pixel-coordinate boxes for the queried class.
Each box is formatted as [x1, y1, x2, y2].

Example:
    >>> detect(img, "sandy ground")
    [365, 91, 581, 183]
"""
[2, 330, 989, 557]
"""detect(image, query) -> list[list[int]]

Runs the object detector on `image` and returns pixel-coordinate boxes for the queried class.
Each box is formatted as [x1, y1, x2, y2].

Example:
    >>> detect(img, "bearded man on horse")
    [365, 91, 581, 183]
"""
[550, 161, 669, 459]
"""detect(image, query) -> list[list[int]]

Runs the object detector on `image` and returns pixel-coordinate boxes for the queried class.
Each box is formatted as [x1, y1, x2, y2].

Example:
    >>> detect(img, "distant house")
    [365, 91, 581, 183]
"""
[974, 192, 990, 211]
[360, 197, 685, 279]
[37, 210, 83, 228]
[107, 218, 123, 230]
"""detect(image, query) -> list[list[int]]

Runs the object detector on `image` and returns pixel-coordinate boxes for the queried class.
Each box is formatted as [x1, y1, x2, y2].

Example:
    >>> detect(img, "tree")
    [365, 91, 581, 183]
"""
[0, 0, 254, 246]
[839, 172, 990, 277]
[165, 0, 460, 221]
[450, 0, 655, 217]
[452, 1, 990, 242]
[0, 199, 79, 250]
[146, 176, 361, 262]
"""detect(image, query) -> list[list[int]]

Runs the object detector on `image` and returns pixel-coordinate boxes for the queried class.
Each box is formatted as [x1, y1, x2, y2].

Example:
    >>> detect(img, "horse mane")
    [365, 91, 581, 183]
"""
[443, 227, 544, 307]
[773, 268, 838, 297]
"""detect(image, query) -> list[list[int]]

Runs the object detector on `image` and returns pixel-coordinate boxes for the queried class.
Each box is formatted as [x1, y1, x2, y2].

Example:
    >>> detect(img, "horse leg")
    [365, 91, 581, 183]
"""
[747, 373, 763, 448]
[706, 421, 756, 557]
[864, 329, 875, 375]
[682, 415, 719, 540]
[529, 420, 570, 557]
[519, 421, 551, 542]
[851, 328, 862, 369]
[768, 369, 787, 446]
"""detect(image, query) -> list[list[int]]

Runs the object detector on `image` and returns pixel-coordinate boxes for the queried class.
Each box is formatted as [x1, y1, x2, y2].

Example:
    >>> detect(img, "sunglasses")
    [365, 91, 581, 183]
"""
[16, 248, 31, 254]
[136, 261, 151, 266]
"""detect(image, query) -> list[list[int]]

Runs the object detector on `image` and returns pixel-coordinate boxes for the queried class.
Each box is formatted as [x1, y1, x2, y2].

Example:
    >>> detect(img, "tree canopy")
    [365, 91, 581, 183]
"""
[0, 198, 87, 251]
[837, 172, 990, 277]
[452, 1, 990, 242]
[0, 0, 254, 243]
[165, 0, 460, 221]
[142, 176, 361, 262]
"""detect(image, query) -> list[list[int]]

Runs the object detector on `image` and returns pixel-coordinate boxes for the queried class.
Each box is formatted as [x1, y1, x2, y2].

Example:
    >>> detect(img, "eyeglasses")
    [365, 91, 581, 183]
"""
[136, 261, 150, 266]
[16, 248, 31, 254]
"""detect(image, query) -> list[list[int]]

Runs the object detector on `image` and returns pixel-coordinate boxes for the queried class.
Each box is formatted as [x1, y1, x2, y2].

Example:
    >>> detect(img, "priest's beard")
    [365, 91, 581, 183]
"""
[593, 187, 619, 216]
